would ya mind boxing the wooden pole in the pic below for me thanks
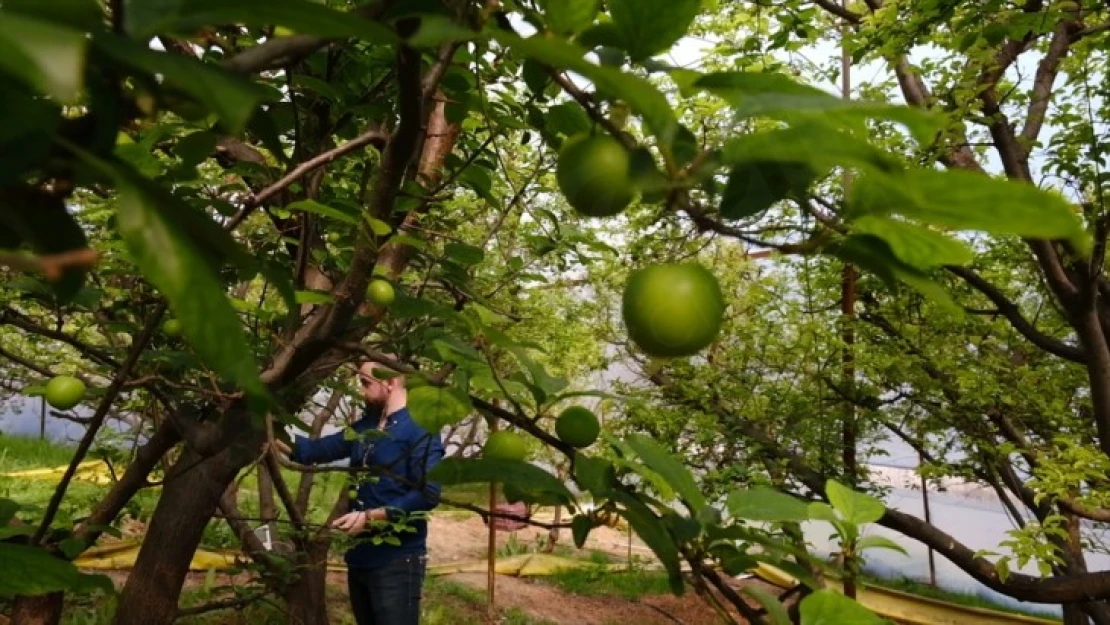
[920,452,937,586]
[487,417,498,623]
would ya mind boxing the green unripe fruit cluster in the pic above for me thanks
[556,134,636,218]
[555,406,600,448]
[621,263,725,358]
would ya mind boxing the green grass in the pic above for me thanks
[545,565,673,601]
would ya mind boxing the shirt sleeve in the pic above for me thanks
[289,431,352,465]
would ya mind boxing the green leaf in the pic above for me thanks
[857,535,909,556]
[625,434,708,516]
[540,0,599,34]
[0,499,18,526]
[444,242,485,266]
[807,502,839,523]
[830,234,961,315]
[545,102,592,137]
[740,587,792,625]
[0,543,113,597]
[799,589,886,625]
[366,216,392,237]
[294,290,335,305]
[727,487,810,523]
[58,538,86,560]
[720,122,901,175]
[848,169,1091,255]
[609,0,700,62]
[403,15,478,48]
[572,514,592,548]
[850,215,973,269]
[610,490,684,594]
[104,165,269,410]
[695,71,939,142]
[128,0,398,44]
[721,161,817,220]
[826,480,885,525]
[573,455,616,497]
[173,130,219,167]
[287,199,360,225]
[0,13,87,103]
[94,33,273,134]
[3,0,103,30]
[493,32,679,146]
[428,457,575,505]
[407,385,473,432]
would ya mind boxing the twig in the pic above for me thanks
[224,127,389,230]
[0,248,99,282]
[31,302,168,545]
[174,590,269,618]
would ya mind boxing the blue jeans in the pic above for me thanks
[347,552,427,625]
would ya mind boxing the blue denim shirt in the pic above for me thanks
[290,405,445,569]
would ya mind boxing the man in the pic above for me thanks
[273,359,445,625]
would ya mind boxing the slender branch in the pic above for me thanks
[175,590,269,619]
[946,266,1084,362]
[31,302,168,545]
[811,0,862,23]
[0,344,55,378]
[224,126,388,230]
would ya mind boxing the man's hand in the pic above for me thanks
[331,508,386,535]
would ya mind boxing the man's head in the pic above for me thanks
[356,358,405,406]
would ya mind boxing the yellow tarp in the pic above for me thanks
[1,460,115,485]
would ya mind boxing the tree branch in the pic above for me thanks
[1020,22,1075,148]
[947,266,1084,362]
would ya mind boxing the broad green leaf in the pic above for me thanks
[0,543,113,597]
[94,33,273,134]
[546,102,592,137]
[540,0,599,35]
[610,490,684,594]
[740,587,792,625]
[493,31,679,146]
[572,514,592,548]
[830,234,960,315]
[850,215,973,269]
[573,455,616,496]
[800,589,886,625]
[428,457,574,505]
[625,434,708,516]
[287,199,360,225]
[695,71,939,143]
[720,122,901,175]
[807,502,839,523]
[106,169,269,409]
[403,15,478,48]
[826,480,885,525]
[444,242,485,266]
[173,130,219,167]
[0,14,87,103]
[127,0,397,44]
[848,168,1091,255]
[0,499,18,526]
[727,487,810,523]
[609,0,700,62]
[294,290,335,305]
[407,385,473,432]
[857,534,909,556]
[366,216,392,236]
[721,161,817,220]
[3,0,103,30]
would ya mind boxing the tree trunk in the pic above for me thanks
[114,425,261,625]
[283,538,333,625]
[10,592,63,625]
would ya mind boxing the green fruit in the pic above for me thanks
[44,375,86,411]
[348,489,358,499]
[556,134,635,217]
[366,280,395,306]
[622,263,725,358]
[555,406,600,448]
[483,431,528,462]
[162,318,183,338]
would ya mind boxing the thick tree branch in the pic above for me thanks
[1020,23,1075,148]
